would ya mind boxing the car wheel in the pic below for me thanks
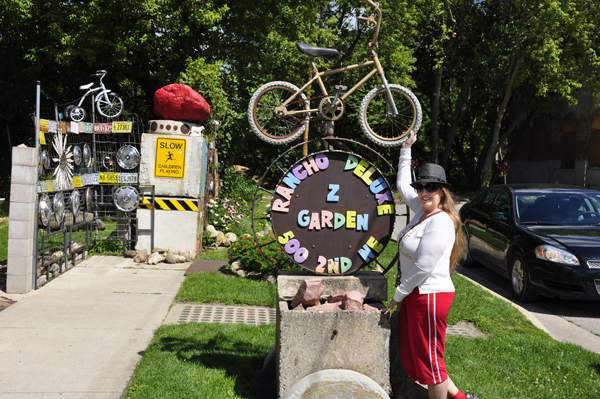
[509,252,539,302]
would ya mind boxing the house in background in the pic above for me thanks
[506,89,600,188]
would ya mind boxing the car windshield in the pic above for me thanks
[516,190,600,225]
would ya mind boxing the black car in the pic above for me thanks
[459,184,600,302]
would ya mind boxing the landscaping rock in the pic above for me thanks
[153,84,211,123]
[215,232,225,246]
[307,302,342,311]
[246,271,262,280]
[147,252,163,265]
[221,237,231,247]
[230,261,242,273]
[181,250,194,262]
[262,274,277,285]
[225,232,238,243]
[291,278,326,308]
[133,249,148,263]
[206,225,218,236]
[124,250,137,258]
[363,303,380,311]
[165,252,177,264]
[328,289,347,303]
[235,269,247,278]
[152,247,165,254]
[342,290,364,310]
[175,255,187,263]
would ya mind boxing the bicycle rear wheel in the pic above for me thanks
[248,81,309,145]
[97,92,123,118]
[359,84,422,147]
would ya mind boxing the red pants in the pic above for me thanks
[398,288,455,385]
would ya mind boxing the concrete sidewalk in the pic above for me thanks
[0,255,186,399]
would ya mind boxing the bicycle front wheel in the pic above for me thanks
[248,81,309,145]
[97,93,124,118]
[359,84,422,147]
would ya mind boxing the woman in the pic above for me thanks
[382,131,479,399]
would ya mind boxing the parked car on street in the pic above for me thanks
[459,184,600,302]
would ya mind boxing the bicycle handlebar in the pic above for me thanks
[360,0,382,49]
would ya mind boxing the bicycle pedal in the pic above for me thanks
[334,85,348,92]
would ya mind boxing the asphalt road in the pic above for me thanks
[457,262,600,354]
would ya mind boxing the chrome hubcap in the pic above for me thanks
[512,259,524,294]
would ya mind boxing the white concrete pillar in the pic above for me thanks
[7,145,38,293]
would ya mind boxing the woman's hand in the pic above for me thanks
[402,130,417,148]
[382,298,400,315]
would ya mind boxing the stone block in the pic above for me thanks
[7,256,34,276]
[12,146,38,166]
[8,219,35,240]
[10,165,37,185]
[8,202,36,222]
[138,133,208,198]
[277,300,390,398]
[7,238,33,258]
[277,271,388,302]
[6,273,33,294]
[10,183,37,204]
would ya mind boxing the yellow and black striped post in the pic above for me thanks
[137,198,199,212]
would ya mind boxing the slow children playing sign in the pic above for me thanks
[270,151,395,275]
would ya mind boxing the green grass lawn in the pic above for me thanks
[0,218,8,264]
[124,242,600,398]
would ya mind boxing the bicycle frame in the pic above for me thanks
[278,0,398,118]
[77,72,112,108]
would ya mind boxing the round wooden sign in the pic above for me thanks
[270,151,396,274]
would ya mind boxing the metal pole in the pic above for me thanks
[33,81,41,289]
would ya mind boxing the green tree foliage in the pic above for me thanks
[406,0,600,189]
[0,0,598,192]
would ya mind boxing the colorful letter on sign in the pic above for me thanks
[154,137,186,179]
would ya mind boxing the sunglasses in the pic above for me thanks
[414,183,441,194]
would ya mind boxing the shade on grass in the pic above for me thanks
[176,272,277,308]
[126,323,276,399]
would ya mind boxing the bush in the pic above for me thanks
[205,196,250,233]
[225,235,304,275]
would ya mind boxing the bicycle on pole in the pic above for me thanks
[65,70,124,122]
[248,0,422,147]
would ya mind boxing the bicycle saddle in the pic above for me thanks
[296,42,340,58]
[79,82,94,90]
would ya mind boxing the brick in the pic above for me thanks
[8,219,35,240]
[9,184,37,203]
[7,238,34,258]
[10,165,38,185]
[8,202,36,221]
[11,146,38,166]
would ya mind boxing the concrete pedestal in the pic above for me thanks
[136,199,202,254]
[276,271,390,398]
[138,133,208,198]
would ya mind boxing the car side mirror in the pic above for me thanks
[491,212,508,221]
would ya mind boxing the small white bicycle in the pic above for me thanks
[65,70,124,122]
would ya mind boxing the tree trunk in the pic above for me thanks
[429,65,443,164]
[439,77,474,169]
[475,55,525,190]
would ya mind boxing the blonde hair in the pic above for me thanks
[439,187,466,274]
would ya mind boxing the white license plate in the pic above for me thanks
[118,173,138,184]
